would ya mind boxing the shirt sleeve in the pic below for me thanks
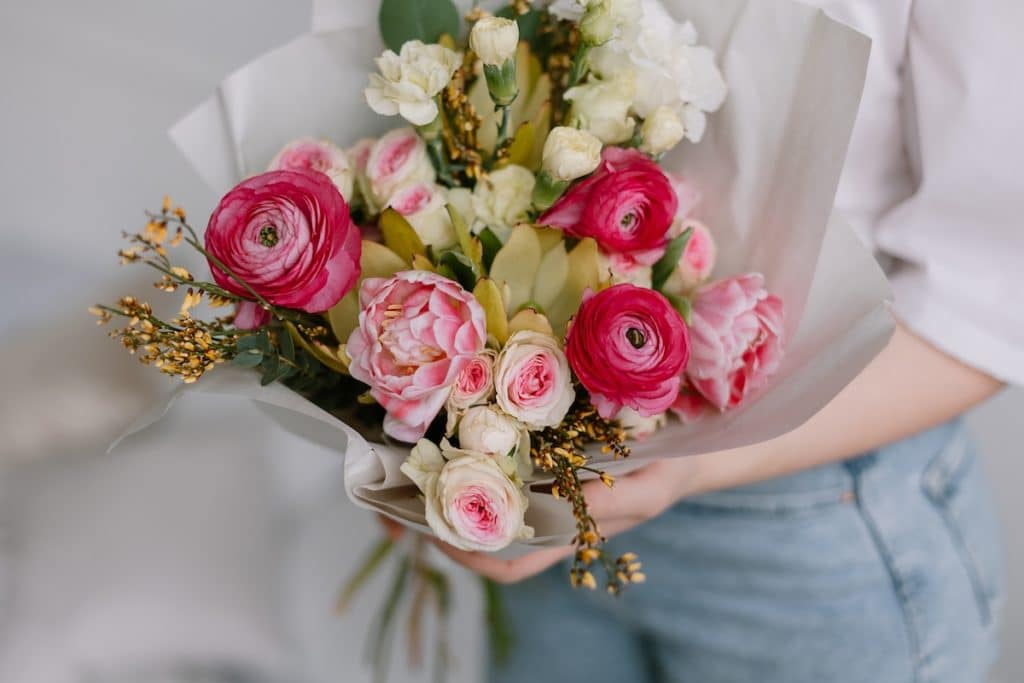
[873,0,1024,384]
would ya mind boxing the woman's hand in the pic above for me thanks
[384,457,702,584]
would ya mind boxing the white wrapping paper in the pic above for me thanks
[150,0,891,551]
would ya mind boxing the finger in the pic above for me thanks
[376,514,407,541]
[431,540,573,584]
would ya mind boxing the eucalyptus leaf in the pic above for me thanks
[652,227,694,292]
[378,0,460,53]
[277,326,295,362]
[232,349,264,368]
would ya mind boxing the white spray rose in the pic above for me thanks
[640,106,686,155]
[494,331,575,429]
[471,165,536,242]
[564,76,637,145]
[365,41,462,126]
[470,16,520,66]
[459,405,530,461]
[542,127,603,182]
[590,0,726,143]
[401,439,533,552]
[386,182,457,249]
[615,407,667,440]
[267,138,355,202]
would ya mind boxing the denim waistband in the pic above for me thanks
[677,419,967,513]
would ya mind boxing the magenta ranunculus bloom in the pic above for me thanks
[565,284,690,419]
[204,169,361,313]
[539,148,678,266]
[347,271,487,442]
[687,274,785,411]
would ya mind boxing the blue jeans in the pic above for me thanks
[490,420,1005,683]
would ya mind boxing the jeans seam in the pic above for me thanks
[849,474,926,683]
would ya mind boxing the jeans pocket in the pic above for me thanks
[920,432,1006,628]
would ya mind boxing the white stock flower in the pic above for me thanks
[470,16,520,66]
[550,0,641,45]
[615,407,667,440]
[541,127,603,182]
[494,331,575,429]
[386,182,457,249]
[564,76,637,145]
[640,106,686,155]
[590,0,726,142]
[400,439,533,552]
[471,165,536,241]
[365,41,462,126]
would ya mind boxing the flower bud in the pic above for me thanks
[640,106,686,156]
[541,127,603,182]
[470,16,519,66]
[564,76,637,145]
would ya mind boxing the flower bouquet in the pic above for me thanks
[99,0,890,627]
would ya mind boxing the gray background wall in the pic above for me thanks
[0,2,1019,681]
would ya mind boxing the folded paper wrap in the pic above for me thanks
[142,0,891,553]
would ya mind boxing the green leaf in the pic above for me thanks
[232,349,264,368]
[664,293,694,325]
[336,538,396,613]
[379,0,460,53]
[474,278,510,345]
[446,204,484,273]
[379,208,427,266]
[652,228,694,292]
[532,242,569,313]
[545,237,601,337]
[478,228,504,271]
[438,250,479,291]
[277,326,295,362]
[489,225,542,314]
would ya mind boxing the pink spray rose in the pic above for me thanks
[494,331,576,429]
[448,350,497,412]
[267,138,354,201]
[362,127,436,210]
[232,300,271,331]
[686,274,785,411]
[668,174,702,220]
[204,170,361,313]
[662,219,718,296]
[539,147,678,266]
[565,284,690,419]
[347,271,487,441]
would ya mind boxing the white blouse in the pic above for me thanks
[314,0,1024,384]
[805,0,1024,385]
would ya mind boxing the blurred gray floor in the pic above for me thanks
[0,2,1019,682]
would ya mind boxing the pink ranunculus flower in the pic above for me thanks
[232,300,271,331]
[539,147,678,266]
[565,284,690,419]
[347,271,487,441]
[662,219,718,297]
[363,127,436,211]
[267,138,354,201]
[686,274,785,411]
[401,439,533,553]
[494,331,576,430]
[204,170,362,313]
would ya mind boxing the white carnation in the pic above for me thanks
[365,41,462,126]
[471,165,536,242]
[564,76,637,145]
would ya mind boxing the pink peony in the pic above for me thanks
[267,138,354,201]
[347,271,487,441]
[205,170,361,313]
[232,300,271,330]
[565,284,690,419]
[539,148,678,266]
[686,274,785,411]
